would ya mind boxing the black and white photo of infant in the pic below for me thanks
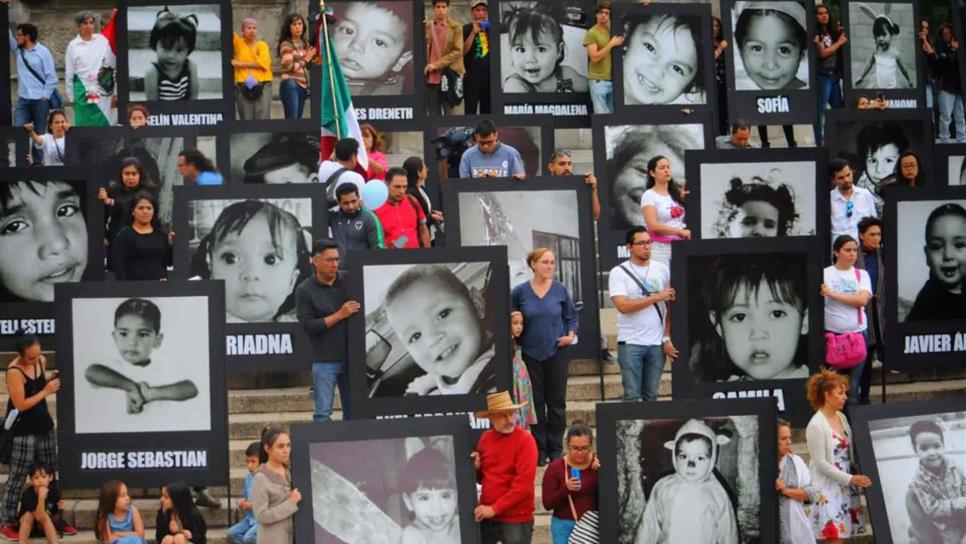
[500,2,590,94]
[327,1,415,96]
[621,11,707,105]
[71,295,211,434]
[228,132,319,184]
[895,200,966,322]
[187,198,313,324]
[730,1,810,91]
[362,261,498,398]
[699,161,816,239]
[309,435,461,543]
[125,4,226,101]
[849,2,917,89]
[615,416,760,544]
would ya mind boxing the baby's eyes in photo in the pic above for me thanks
[1,199,81,235]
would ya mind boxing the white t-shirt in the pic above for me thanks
[823,265,872,333]
[640,189,686,242]
[36,134,65,166]
[317,160,365,211]
[608,260,670,345]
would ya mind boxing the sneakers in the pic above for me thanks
[195,491,222,509]
[60,523,78,536]
[0,522,18,541]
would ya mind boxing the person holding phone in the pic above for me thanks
[462,1,492,114]
[541,422,599,544]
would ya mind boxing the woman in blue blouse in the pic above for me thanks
[511,248,578,466]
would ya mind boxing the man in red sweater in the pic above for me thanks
[471,391,538,543]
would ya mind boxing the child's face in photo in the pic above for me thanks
[29,469,51,489]
[0,181,88,302]
[875,30,894,50]
[210,210,301,322]
[403,486,458,532]
[865,144,900,184]
[385,279,484,381]
[713,279,806,380]
[333,3,409,81]
[738,13,804,90]
[510,313,523,339]
[245,455,260,473]
[914,431,946,470]
[155,36,191,78]
[624,16,698,104]
[675,437,712,482]
[112,314,162,364]
[924,214,966,292]
[613,142,682,226]
[510,25,562,87]
[729,201,781,238]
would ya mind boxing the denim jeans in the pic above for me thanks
[550,516,576,544]
[938,90,966,142]
[15,97,49,164]
[814,74,843,144]
[279,79,307,119]
[227,517,258,544]
[480,520,534,544]
[617,343,665,401]
[588,79,613,114]
[312,361,350,421]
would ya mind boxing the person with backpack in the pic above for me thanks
[317,138,366,211]
[8,22,58,164]
[373,167,430,249]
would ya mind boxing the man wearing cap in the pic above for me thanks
[243,133,320,183]
[472,391,537,544]
[462,0,491,114]
[547,149,601,220]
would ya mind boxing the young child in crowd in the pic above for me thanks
[855,11,913,89]
[855,122,908,215]
[714,174,799,238]
[227,442,261,544]
[638,419,738,543]
[330,2,413,96]
[622,14,705,105]
[24,109,69,166]
[144,8,199,101]
[155,482,207,544]
[503,8,587,93]
[384,264,497,396]
[85,298,199,415]
[908,203,966,321]
[510,311,537,430]
[692,254,810,382]
[399,447,460,543]
[0,179,88,303]
[191,200,311,323]
[906,419,966,544]
[95,480,146,544]
[733,3,808,90]
[16,462,70,543]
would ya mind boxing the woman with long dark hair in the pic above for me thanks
[98,157,158,269]
[277,13,316,120]
[640,155,689,265]
[112,191,172,281]
[879,151,925,194]
[402,155,444,242]
[814,4,846,145]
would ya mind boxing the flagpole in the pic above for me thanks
[320,0,343,139]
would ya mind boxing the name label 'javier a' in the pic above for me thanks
[903,332,966,354]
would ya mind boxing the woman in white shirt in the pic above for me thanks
[640,154,690,265]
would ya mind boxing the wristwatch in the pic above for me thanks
[662,336,671,344]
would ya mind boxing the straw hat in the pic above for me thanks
[474,391,526,418]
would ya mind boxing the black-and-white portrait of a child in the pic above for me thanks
[309,435,461,543]
[865,411,966,544]
[229,132,319,184]
[687,253,810,382]
[616,416,760,543]
[730,1,810,91]
[699,161,816,239]
[896,200,966,322]
[621,12,707,105]
[362,262,498,398]
[187,198,313,323]
[499,1,590,94]
[126,4,226,101]
[71,296,212,434]
[605,124,705,230]
[849,2,917,89]
[328,1,414,96]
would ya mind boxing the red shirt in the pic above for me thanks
[475,427,538,523]
[541,457,599,520]
[374,195,425,249]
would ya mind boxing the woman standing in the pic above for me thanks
[879,151,925,192]
[777,418,817,543]
[640,155,690,265]
[402,156,444,242]
[805,370,872,542]
[814,4,846,145]
[252,427,300,544]
[0,333,60,541]
[511,248,578,466]
[65,10,116,127]
[232,18,273,120]
[542,422,599,544]
[821,235,873,405]
[112,192,172,281]
[361,124,388,181]
[99,158,158,269]
[277,14,316,120]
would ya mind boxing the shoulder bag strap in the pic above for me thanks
[854,267,864,326]
[324,167,349,187]
[619,264,664,325]
[19,48,47,86]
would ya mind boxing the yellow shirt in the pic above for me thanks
[232,33,272,83]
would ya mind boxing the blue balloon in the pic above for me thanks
[362,179,388,209]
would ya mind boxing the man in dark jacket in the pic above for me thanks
[329,183,384,270]
[925,23,965,142]
[856,216,884,405]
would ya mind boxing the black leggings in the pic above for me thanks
[523,350,570,457]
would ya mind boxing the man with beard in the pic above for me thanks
[547,149,601,220]
[328,183,384,269]
[829,158,877,241]
[374,167,430,249]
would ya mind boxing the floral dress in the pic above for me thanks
[810,431,866,540]
[512,346,537,429]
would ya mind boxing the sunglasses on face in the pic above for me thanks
[846,200,854,218]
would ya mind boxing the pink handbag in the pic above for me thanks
[824,268,867,370]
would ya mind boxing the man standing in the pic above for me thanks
[177,150,223,185]
[583,2,623,114]
[715,122,758,149]
[9,23,57,163]
[856,216,884,404]
[547,149,601,220]
[425,0,465,116]
[294,239,359,422]
[318,138,366,210]
[829,158,877,241]
[458,120,526,179]
[462,0,491,114]
[608,227,677,401]
[374,167,430,249]
[329,183,384,268]
[472,391,537,544]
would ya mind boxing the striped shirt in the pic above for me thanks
[279,39,310,89]
[154,62,190,101]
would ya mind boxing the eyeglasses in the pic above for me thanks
[845,200,854,218]
[630,240,652,247]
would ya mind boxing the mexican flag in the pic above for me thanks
[318,11,367,170]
